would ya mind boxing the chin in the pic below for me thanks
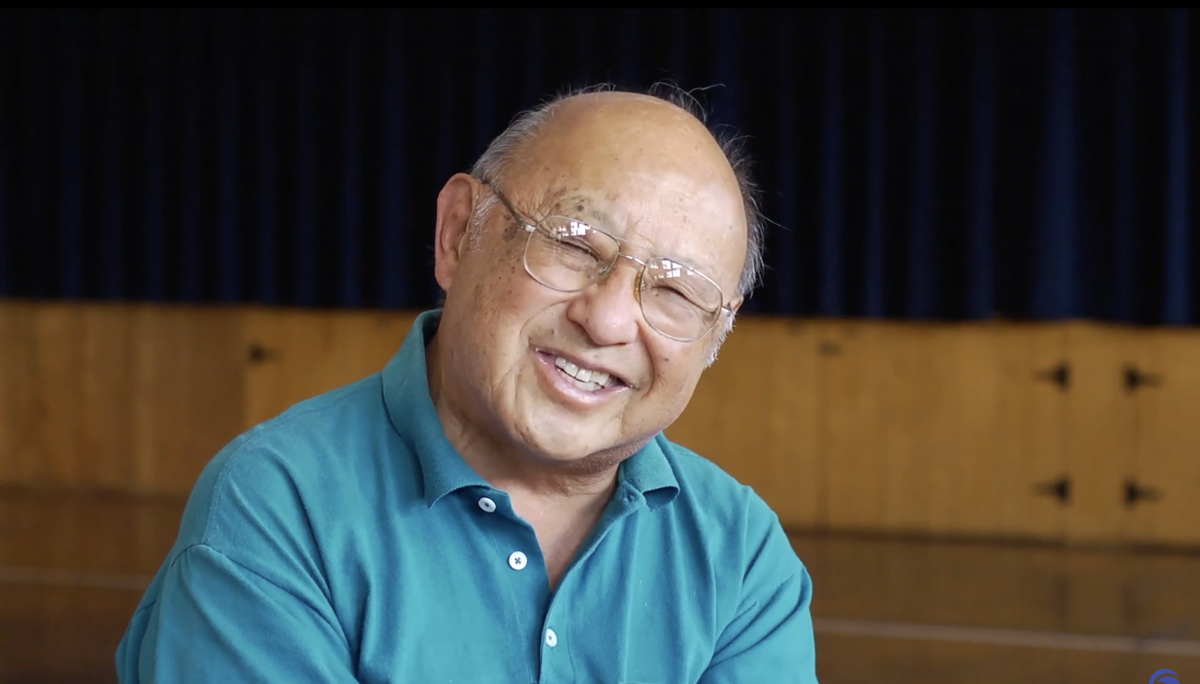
[520,425,607,461]
[518,418,650,472]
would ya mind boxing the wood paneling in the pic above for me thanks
[79,304,138,490]
[818,321,1069,541]
[879,323,976,536]
[1063,322,1139,545]
[0,488,183,576]
[0,301,135,489]
[0,300,245,496]
[0,300,23,483]
[242,307,417,427]
[668,316,824,529]
[988,324,1069,540]
[3,299,1200,548]
[2,302,84,486]
[0,583,143,684]
[820,321,888,531]
[1127,328,1200,546]
[127,304,246,495]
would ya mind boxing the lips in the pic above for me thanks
[553,355,618,391]
[535,347,634,391]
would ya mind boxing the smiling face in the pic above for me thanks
[429,92,748,474]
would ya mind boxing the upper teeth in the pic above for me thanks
[554,356,614,388]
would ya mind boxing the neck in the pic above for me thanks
[425,330,625,506]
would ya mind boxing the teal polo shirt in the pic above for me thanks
[116,310,818,683]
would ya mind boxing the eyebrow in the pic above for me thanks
[551,192,617,232]
[544,189,723,282]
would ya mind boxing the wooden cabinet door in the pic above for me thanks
[819,321,1069,541]
[980,323,1070,540]
[1124,327,1200,547]
[1062,322,1140,546]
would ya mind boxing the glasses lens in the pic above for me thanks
[640,257,723,340]
[523,217,619,292]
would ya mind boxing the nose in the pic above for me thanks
[565,258,642,347]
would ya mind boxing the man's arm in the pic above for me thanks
[700,501,819,684]
[115,438,360,683]
[118,543,359,683]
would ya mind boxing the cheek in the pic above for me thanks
[464,250,525,310]
[650,347,707,395]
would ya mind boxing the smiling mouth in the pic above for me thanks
[543,352,629,393]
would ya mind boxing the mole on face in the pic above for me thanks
[502,220,520,241]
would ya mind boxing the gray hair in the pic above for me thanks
[467,83,767,366]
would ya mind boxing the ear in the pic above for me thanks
[433,173,481,294]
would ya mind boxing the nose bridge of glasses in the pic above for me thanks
[600,252,656,296]
[615,252,649,270]
[594,252,647,294]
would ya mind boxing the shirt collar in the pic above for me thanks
[382,309,488,507]
[619,435,680,508]
[382,309,680,508]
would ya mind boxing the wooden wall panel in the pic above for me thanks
[988,324,1069,540]
[1127,328,1200,546]
[920,324,999,537]
[667,317,824,529]
[0,301,25,483]
[1063,322,1139,545]
[23,303,85,487]
[880,323,962,535]
[821,321,1071,541]
[0,302,102,488]
[4,298,1200,549]
[0,488,183,576]
[820,321,978,535]
[128,305,246,495]
[76,304,137,490]
[0,301,244,496]
[242,307,418,428]
[821,322,888,531]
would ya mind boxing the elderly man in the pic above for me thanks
[116,85,818,683]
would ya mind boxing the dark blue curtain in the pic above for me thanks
[0,9,1196,324]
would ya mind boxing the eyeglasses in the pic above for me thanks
[484,182,734,342]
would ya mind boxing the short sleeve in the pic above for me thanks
[122,543,359,683]
[699,499,819,684]
[116,439,360,683]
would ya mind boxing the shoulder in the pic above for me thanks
[654,435,815,649]
[655,434,783,535]
[653,433,807,589]
[171,373,399,559]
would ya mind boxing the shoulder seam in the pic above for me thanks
[170,541,346,641]
[199,376,382,546]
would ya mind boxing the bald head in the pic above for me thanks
[469,84,766,300]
